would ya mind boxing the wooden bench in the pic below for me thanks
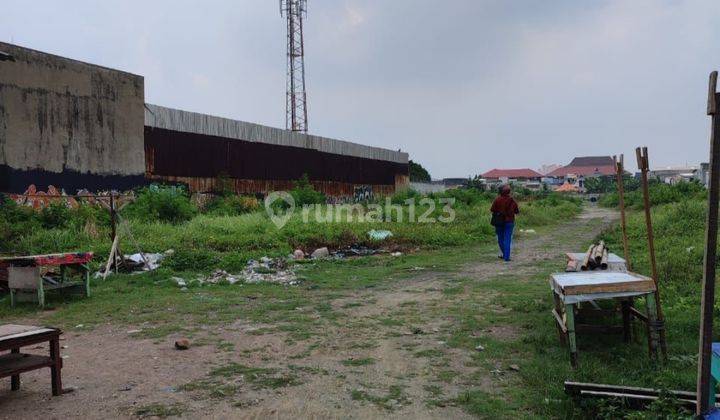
[0,324,63,396]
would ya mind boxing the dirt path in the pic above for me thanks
[0,206,617,419]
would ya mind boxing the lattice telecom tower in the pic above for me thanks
[280,0,308,132]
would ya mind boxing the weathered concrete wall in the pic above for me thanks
[0,42,145,193]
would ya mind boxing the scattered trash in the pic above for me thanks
[174,338,190,350]
[687,246,695,253]
[95,249,173,277]
[119,384,134,392]
[519,229,536,234]
[75,324,84,329]
[509,364,520,371]
[368,229,393,241]
[311,247,330,259]
[391,252,403,257]
[171,277,187,287]
[127,329,143,335]
[293,249,305,260]
[475,344,485,351]
[331,245,382,258]
[242,259,299,285]
[174,257,301,288]
[204,269,242,285]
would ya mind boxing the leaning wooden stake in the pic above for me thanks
[697,70,720,416]
[636,146,668,361]
[614,155,632,270]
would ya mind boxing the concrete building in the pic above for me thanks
[0,43,409,197]
[0,42,145,193]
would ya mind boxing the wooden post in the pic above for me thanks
[697,70,720,416]
[109,193,117,243]
[636,146,668,360]
[614,155,632,270]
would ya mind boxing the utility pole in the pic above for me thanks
[280,0,308,132]
[697,70,720,416]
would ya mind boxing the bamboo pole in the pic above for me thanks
[614,155,632,270]
[600,249,609,270]
[593,240,605,264]
[697,70,720,416]
[636,146,668,361]
[581,244,596,271]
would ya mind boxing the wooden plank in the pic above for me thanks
[0,353,53,377]
[563,279,656,295]
[630,306,648,322]
[551,272,656,296]
[8,266,39,289]
[0,324,44,338]
[552,309,567,333]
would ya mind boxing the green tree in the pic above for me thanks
[409,160,431,182]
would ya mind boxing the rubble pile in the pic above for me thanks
[172,256,301,289]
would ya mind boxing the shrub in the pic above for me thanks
[165,248,219,271]
[600,180,706,210]
[39,201,71,229]
[205,195,260,216]
[290,174,326,207]
[124,185,197,224]
[0,195,40,252]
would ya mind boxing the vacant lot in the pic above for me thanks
[0,200,622,419]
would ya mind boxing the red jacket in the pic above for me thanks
[491,195,519,222]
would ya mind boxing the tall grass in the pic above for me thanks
[3,189,581,274]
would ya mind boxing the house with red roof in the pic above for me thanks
[546,156,617,193]
[547,156,616,178]
[482,168,543,190]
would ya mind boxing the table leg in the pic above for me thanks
[566,303,578,367]
[37,274,45,308]
[10,348,20,391]
[552,291,566,345]
[49,338,62,396]
[645,293,659,360]
[621,299,632,343]
[84,264,90,298]
[10,289,16,307]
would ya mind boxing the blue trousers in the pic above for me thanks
[494,222,515,261]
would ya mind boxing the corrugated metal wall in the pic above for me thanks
[145,104,408,164]
[145,127,410,195]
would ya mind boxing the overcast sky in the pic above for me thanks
[2,0,720,178]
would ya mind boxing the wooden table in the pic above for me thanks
[0,324,63,396]
[0,252,93,308]
[550,271,660,367]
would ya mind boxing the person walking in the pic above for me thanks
[490,185,519,262]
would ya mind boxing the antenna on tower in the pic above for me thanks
[280,0,308,133]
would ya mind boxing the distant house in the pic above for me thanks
[482,168,543,190]
[547,156,616,179]
[649,165,709,186]
[442,178,470,188]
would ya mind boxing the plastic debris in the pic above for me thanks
[368,230,393,241]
